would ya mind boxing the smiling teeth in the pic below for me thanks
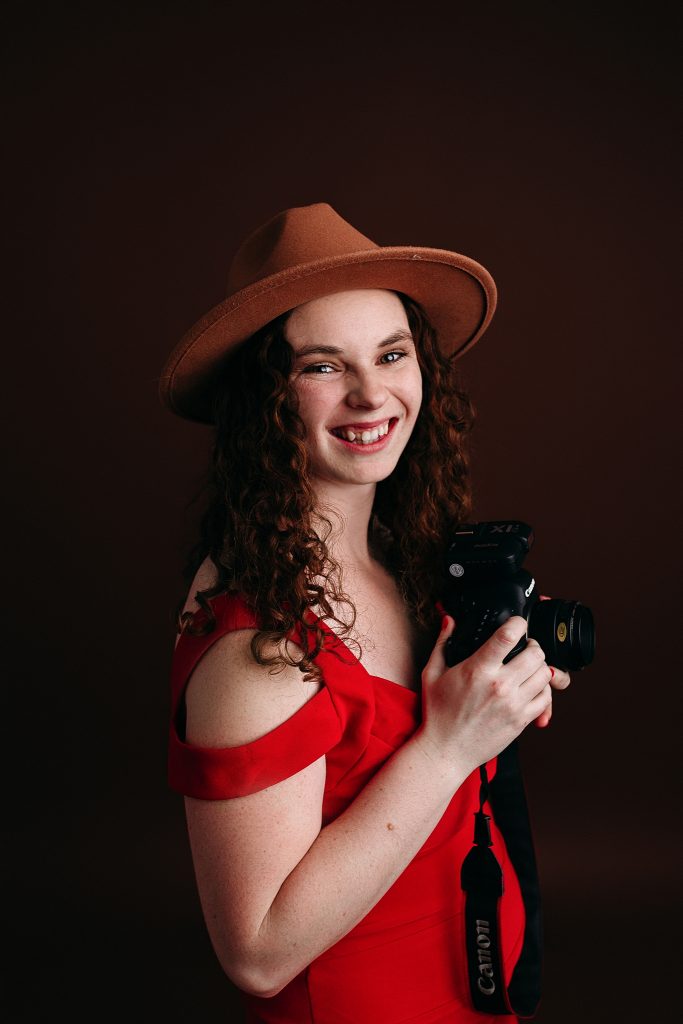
[334,421,391,444]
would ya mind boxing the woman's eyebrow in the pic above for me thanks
[293,329,414,358]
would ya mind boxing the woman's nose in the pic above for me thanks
[346,368,389,408]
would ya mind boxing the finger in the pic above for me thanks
[422,615,456,683]
[548,666,571,690]
[525,637,547,660]
[534,705,553,728]
[477,616,528,671]
[504,636,547,683]
[518,660,554,702]
[534,701,553,728]
[539,594,551,601]
[525,682,553,724]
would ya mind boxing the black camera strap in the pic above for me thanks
[461,741,542,1018]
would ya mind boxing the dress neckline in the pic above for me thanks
[313,614,420,700]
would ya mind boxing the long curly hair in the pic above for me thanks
[173,293,477,681]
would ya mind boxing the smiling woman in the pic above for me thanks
[157,203,565,1023]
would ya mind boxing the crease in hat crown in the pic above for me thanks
[158,201,498,425]
[227,203,378,294]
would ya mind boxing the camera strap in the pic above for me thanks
[461,740,542,1019]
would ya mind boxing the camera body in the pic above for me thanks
[443,520,595,672]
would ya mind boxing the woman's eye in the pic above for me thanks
[380,350,406,364]
[302,363,336,374]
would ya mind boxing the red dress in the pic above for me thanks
[168,592,524,1023]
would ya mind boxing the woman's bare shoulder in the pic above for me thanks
[185,628,322,747]
[180,557,322,747]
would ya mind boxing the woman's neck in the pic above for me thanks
[312,480,379,570]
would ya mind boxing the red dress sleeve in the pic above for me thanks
[167,592,343,800]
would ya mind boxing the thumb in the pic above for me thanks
[423,615,456,684]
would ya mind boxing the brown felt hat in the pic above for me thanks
[158,202,497,424]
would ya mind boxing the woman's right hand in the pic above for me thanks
[417,615,553,776]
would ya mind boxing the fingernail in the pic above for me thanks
[442,615,450,630]
[549,667,555,678]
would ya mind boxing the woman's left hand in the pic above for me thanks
[533,595,571,728]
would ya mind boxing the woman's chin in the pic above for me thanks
[309,458,399,490]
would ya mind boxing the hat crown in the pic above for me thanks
[227,203,378,294]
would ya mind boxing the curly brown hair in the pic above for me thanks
[173,293,477,681]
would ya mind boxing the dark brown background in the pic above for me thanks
[4,2,681,1021]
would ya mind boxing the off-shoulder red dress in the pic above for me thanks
[168,592,524,1023]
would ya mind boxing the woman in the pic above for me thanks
[158,203,570,1023]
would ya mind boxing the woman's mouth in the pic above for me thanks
[328,417,398,451]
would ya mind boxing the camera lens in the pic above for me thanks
[529,599,595,671]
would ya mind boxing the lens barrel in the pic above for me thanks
[529,599,595,671]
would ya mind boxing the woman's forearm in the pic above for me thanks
[242,726,468,996]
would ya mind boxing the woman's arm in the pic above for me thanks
[183,616,554,998]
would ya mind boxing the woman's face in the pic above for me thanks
[285,289,423,491]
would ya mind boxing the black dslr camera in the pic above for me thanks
[443,520,595,671]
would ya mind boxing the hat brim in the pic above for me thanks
[158,246,496,424]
